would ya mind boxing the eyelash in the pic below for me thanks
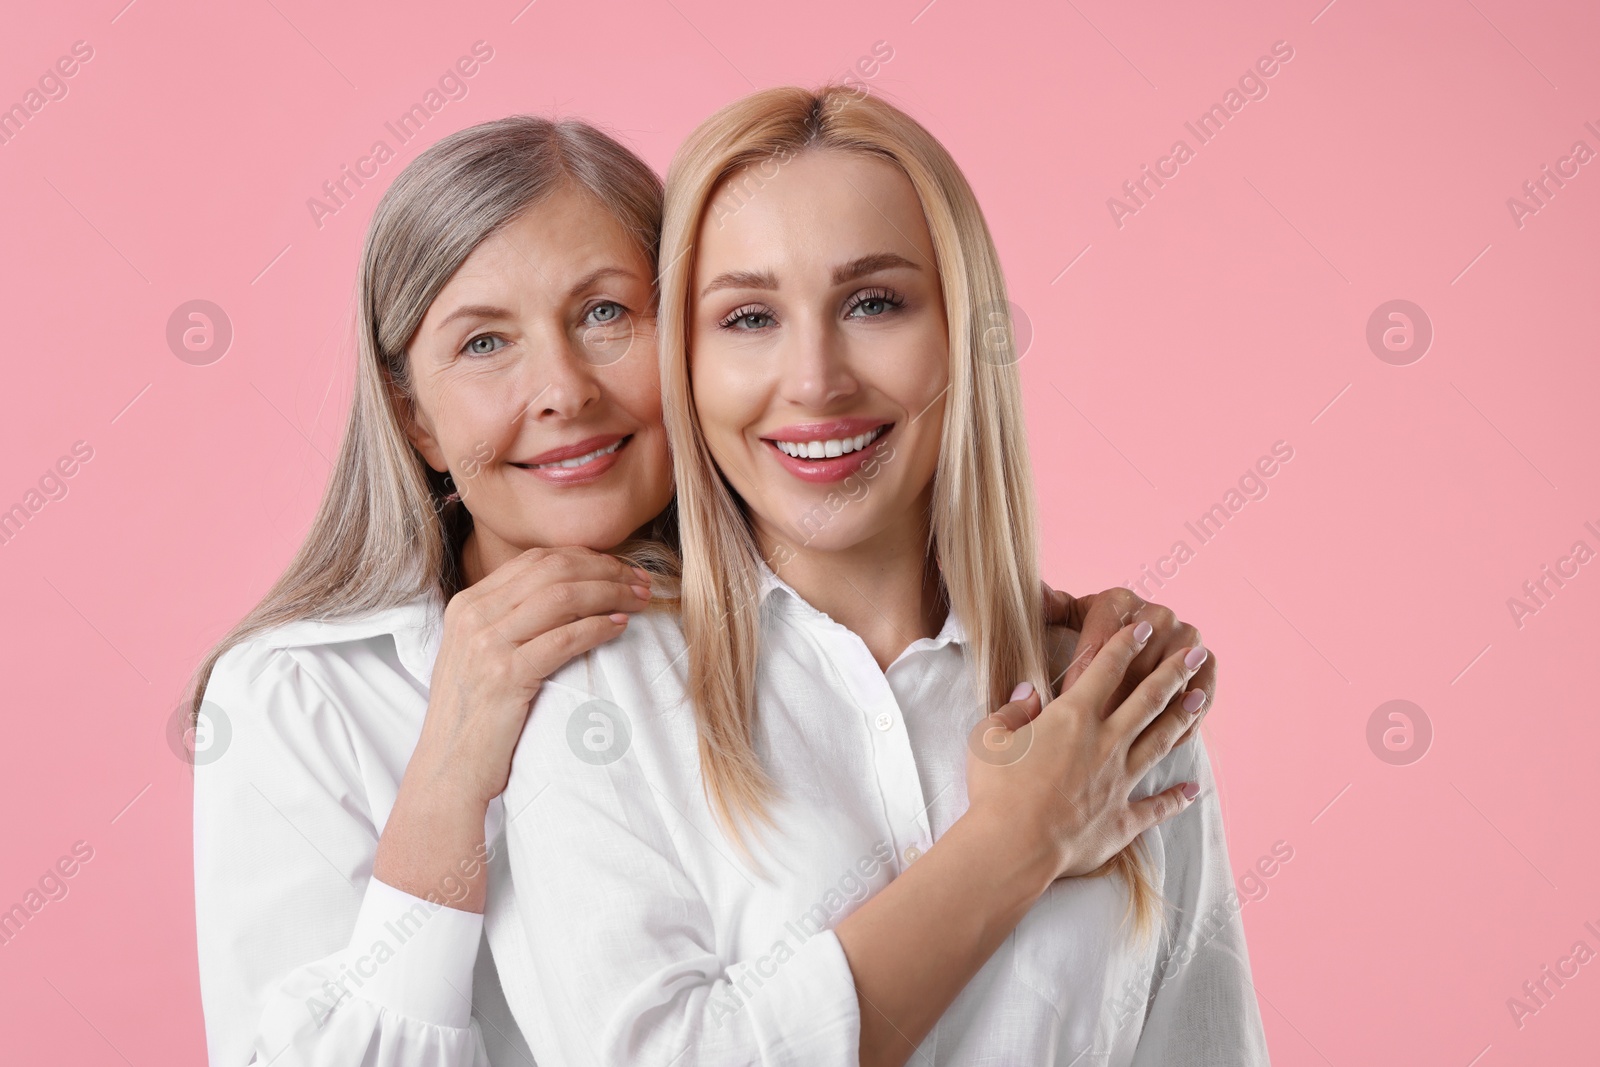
[844,287,904,317]
[716,287,906,331]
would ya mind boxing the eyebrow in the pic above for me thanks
[436,303,513,331]
[434,266,645,331]
[830,252,921,285]
[698,252,922,299]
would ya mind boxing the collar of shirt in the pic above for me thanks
[753,556,969,659]
[250,588,446,689]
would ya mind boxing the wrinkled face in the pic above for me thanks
[404,184,672,556]
[688,148,949,558]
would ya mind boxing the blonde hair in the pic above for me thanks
[658,86,1162,940]
[185,115,676,719]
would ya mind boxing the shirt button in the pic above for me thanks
[904,845,922,863]
[874,711,894,731]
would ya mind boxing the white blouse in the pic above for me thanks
[488,566,1270,1066]
[192,591,535,1066]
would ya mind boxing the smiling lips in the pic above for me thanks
[762,419,894,483]
[511,433,631,485]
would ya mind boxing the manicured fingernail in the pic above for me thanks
[632,566,652,582]
[1182,689,1206,714]
[1181,781,1200,800]
[1183,646,1208,671]
[632,584,652,600]
[1133,620,1153,644]
[1009,681,1034,702]
[609,613,629,624]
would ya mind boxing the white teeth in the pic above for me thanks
[773,425,886,460]
[533,438,624,470]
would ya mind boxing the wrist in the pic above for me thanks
[949,801,1058,917]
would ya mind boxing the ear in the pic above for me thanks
[399,390,449,474]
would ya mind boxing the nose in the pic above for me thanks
[777,316,858,411]
[523,330,603,421]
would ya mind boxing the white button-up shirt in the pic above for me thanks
[192,591,536,1066]
[488,567,1270,1066]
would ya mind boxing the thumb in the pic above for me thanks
[989,682,1044,731]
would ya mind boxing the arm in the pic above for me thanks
[497,622,1209,1067]
[193,641,490,1066]
[839,622,1210,1066]
[373,547,652,913]
[1128,730,1271,1064]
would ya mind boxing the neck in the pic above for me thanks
[756,499,945,672]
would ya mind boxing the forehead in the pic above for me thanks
[693,148,933,275]
[441,184,648,296]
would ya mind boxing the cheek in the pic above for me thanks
[432,381,525,465]
[690,345,766,445]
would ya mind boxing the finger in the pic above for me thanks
[1167,647,1218,749]
[517,612,632,682]
[1107,605,1181,713]
[1106,643,1208,742]
[1055,588,1145,699]
[989,683,1044,731]
[507,579,652,639]
[1128,686,1207,777]
[1127,780,1201,834]
[479,548,648,618]
[1047,619,1154,717]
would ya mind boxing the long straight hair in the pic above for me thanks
[185,115,675,719]
[658,86,1162,940]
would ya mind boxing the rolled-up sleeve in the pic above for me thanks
[194,640,491,1066]
[1130,729,1271,1065]
[495,670,860,1067]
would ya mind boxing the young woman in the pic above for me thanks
[190,114,1216,1065]
[486,89,1267,1066]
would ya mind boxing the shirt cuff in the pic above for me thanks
[742,929,861,1065]
[345,877,484,1029]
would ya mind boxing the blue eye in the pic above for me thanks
[846,288,903,318]
[586,301,627,326]
[463,334,508,356]
[721,305,774,330]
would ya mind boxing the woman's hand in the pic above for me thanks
[417,546,653,804]
[373,546,651,910]
[967,618,1207,885]
[1043,582,1217,749]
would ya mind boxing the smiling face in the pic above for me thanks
[403,184,673,572]
[689,148,950,560]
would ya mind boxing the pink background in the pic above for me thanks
[2,0,1596,1062]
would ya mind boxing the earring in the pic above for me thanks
[442,473,460,503]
